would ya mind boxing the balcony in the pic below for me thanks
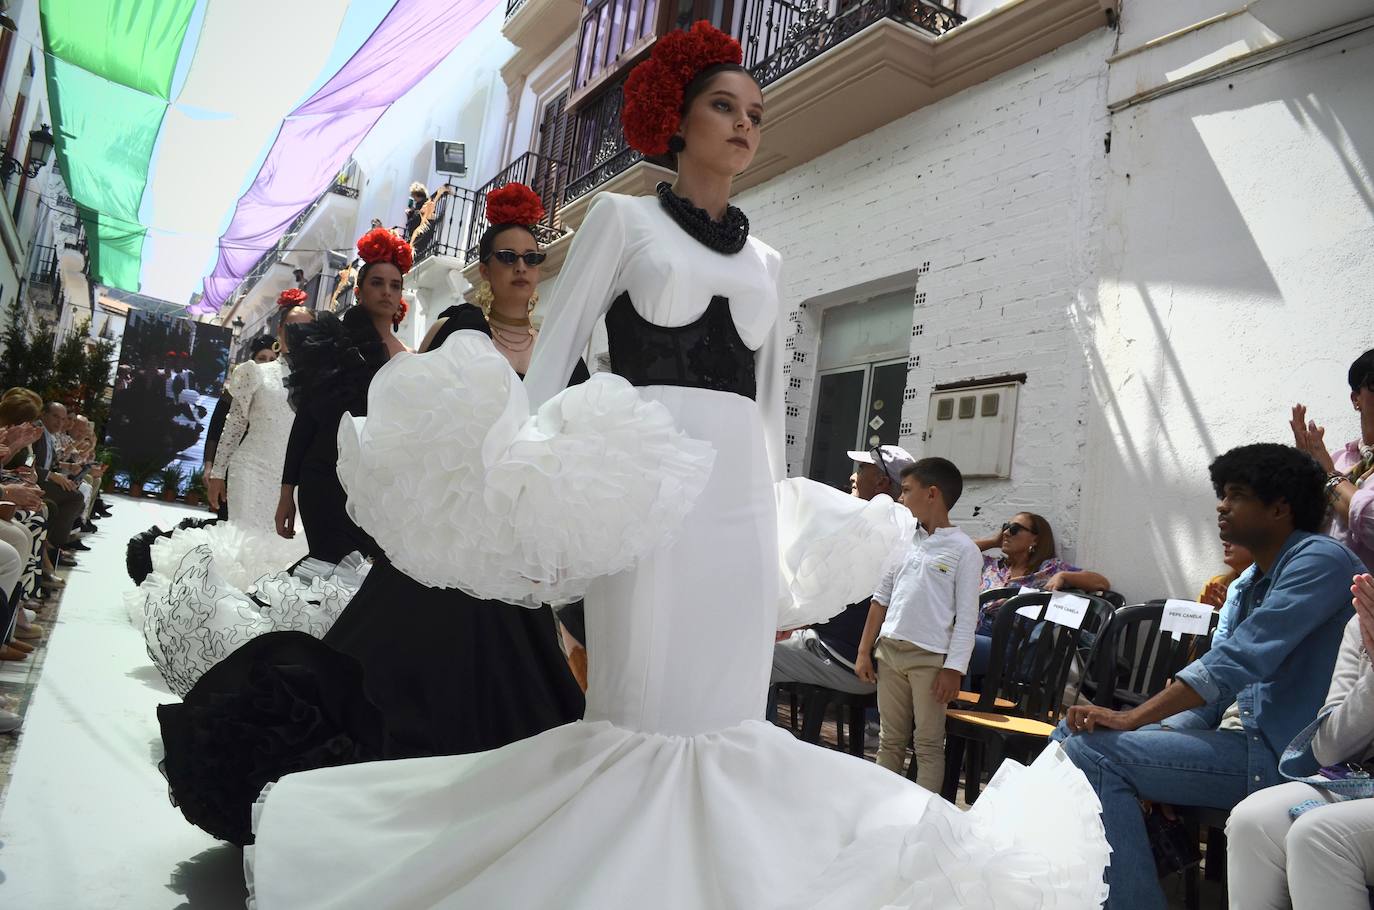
[29,244,57,287]
[463,151,573,263]
[405,181,482,330]
[502,0,583,77]
[561,0,1113,226]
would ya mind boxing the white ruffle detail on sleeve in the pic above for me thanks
[774,477,918,630]
[337,331,715,606]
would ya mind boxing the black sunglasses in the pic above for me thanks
[488,249,546,267]
[1002,522,1031,536]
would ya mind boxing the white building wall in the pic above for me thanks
[1077,19,1374,600]
[736,30,1114,565]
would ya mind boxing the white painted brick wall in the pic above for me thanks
[738,30,1114,564]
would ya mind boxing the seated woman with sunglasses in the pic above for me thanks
[967,512,1111,679]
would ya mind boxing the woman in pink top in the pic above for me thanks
[1291,348,1374,572]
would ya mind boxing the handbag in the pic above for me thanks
[1279,711,1374,818]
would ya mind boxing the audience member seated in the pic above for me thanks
[1054,443,1363,910]
[1226,572,1374,909]
[770,446,915,701]
[966,512,1111,679]
[1291,347,1374,571]
[1199,539,1255,610]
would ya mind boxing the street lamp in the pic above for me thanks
[1,124,55,185]
[231,316,245,341]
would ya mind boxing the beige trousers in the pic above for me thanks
[874,637,947,791]
[1228,780,1374,909]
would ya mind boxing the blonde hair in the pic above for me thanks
[0,389,42,425]
[409,181,427,197]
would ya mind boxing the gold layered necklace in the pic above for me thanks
[487,308,536,351]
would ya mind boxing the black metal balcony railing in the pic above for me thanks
[565,81,640,203]
[29,244,57,286]
[464,151,572,264]
[506,0,529,18]
[751,0,963,85]
[413,181,480,265]
[564,0,965,203]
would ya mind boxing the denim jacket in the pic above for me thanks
[1169,531,1361,794]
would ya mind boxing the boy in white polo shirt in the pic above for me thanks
[854,456,981,792]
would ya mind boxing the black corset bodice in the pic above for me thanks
[605,293,757,400]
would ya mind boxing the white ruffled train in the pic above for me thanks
[246,721,1107,909]
[130,523,366,696]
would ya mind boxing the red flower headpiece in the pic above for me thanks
[485,182,545,227]
[277,288,308,309]
[622,21,743,157]
[392,298,408,329]
[356,227,414,275]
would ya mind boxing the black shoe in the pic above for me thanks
[68,541,90,552]
[81,521,98,533]
[57,553,78,567]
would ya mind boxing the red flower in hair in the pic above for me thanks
[277,288,308,309]
[486,183,545,226]
[392,298,408,328]
[623,21,742,157]
[356,227,414,275]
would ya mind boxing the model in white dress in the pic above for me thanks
[210,357,294,534]
[245,189,1110,909]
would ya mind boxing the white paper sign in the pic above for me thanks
[1161,599,1213,639]
[1044,592,1090,629]
[1014,588,1043,619]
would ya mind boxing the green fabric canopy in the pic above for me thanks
[40,0,196,288]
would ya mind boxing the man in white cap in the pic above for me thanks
[770,445,916,699]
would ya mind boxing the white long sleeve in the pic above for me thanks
[755,253,786,481]
[210,360,261,481]
[1312,617,1374,767]
[524,194,628,412]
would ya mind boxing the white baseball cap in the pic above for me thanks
[847,445,915,486]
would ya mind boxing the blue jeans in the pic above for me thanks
[1053,720,1253,910]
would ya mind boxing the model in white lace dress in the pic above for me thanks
[209,357,294,534]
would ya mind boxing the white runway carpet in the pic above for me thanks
[0,497,248,909]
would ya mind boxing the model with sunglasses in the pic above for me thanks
[246,24,1107,910]
[322,183,587,757]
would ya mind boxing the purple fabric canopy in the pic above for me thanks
[195,0,496,314]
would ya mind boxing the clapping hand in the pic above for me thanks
[1354,574,1374,656]
[1200,580,1229,609]
[1291,404,1336,473]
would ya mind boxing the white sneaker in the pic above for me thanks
[0,709,21,733]
[21,608,35,623]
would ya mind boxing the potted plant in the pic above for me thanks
[125,460,162,497]
[185,468,206,507]
[156,465,185,502]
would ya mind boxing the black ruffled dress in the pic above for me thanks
[156,303,586,845]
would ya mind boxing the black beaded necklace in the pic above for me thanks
[655,182,749,255]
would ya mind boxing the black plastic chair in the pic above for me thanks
[1091,601,1219,710]
[941,591,1115,803]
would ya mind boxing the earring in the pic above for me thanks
[271,340,281,353]
[474,280,494,318]
[528,290,539,314]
